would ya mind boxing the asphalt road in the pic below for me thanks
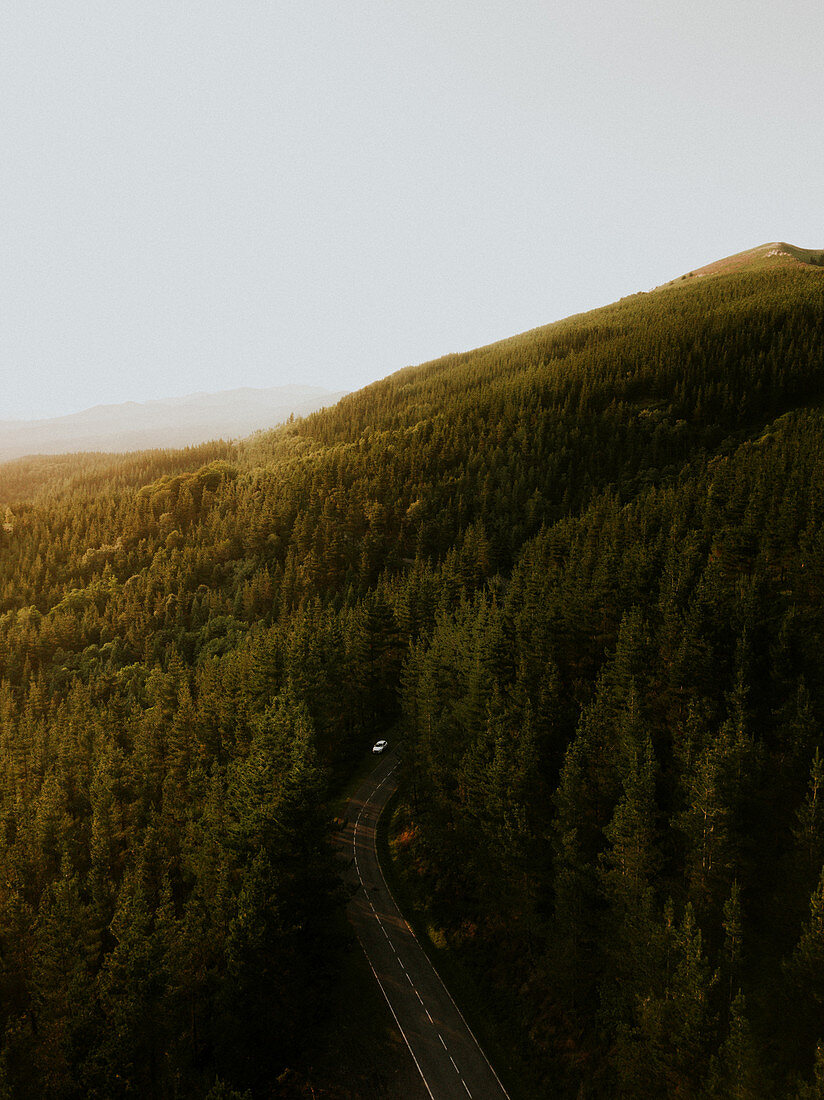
[341,749,512,1100]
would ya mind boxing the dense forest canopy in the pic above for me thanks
[0,243,823,1096]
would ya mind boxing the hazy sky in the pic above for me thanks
[1,1,822,420]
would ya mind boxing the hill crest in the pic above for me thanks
[658,240,824,288]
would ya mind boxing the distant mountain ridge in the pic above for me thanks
[0,384,347,461]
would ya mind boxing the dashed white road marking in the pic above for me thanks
[350,762,437,1099]
[360,954,436,1100]
[349,755,510,1100]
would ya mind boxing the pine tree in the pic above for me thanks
[29,860,100,1092]
[618,901,717,1096]
[796,748,824,881]
[707,992,766,1099]
[786,864,824,1006]
[795,1041,824,1099]
[722,879,744,1009]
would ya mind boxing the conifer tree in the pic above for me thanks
[721,879,744,1009]
[786,864,824,1006]
[707,992,765,1100]
[796,747,824,881]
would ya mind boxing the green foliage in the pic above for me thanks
[0,255,822,1094]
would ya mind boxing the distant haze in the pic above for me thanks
[0,386,346,462]
[1,3,822,421]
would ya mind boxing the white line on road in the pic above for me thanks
[350,756,510,1100]
[361,953,436,1100]
[350,763,439,1099]
[362,769,514,1100]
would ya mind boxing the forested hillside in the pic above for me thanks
[0,243,823,1097]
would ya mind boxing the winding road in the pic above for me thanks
[340,749,512,1100]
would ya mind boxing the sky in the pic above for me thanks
[1,1,822,420]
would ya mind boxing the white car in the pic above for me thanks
[372,740,388,754]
